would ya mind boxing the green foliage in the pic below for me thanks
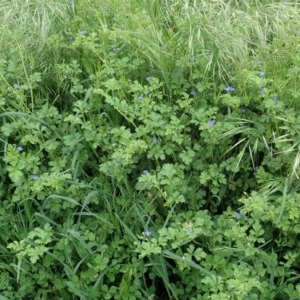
[1,0,300,299]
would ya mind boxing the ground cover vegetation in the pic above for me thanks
[1,0,300,299]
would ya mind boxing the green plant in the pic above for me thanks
[1,0,300,299]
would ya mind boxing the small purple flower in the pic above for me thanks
[67,34,75,41]
[112,47,119,53]
[257,58,263,65]
[190,89,196,96]
[152,137,158,143]
[234,212,241,219]
[273,95,279,102]
[138,95,143,100]
[79,29,88,36]
[259,87,265,94]
[144,229,152,237]
[227,284,233,290]
[142,169,149,174]
[16,146,23,152]
[146,76,152,82]
[234,212,246,219]
[208,119,216,127]
[32,175,39,180]
[13,83,20,89]
[259,71,265,77]
[189,56,196,62]
[224,86,235,92]
[241,107,247,113]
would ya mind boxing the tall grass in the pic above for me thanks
[2,0,300,93]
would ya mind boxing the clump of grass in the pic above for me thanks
[0,0,73,50]
[0,0,74,86]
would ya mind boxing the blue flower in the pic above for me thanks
[273,95,279,102]
[259,71,265,77]
[152,137,158,143]
[224,86,235,92]
[257,58,263,65]
[189,56,196,62]
[144,229,152,237]
[16,146,23,152]
[234,212,246,219]
[79,29,88,36]
[227,284,233,290]
[13,83,20,89]
[208,119,216,127]
[67,34,75,41]
[241,107,247,113]
[138,95,143,100]
[32,175,39,180]
[259,87,265,94]
[146,76,152,82]
[190,89,196,96]
[142,169,149,174]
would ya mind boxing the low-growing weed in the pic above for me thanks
[1,0,300,299]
